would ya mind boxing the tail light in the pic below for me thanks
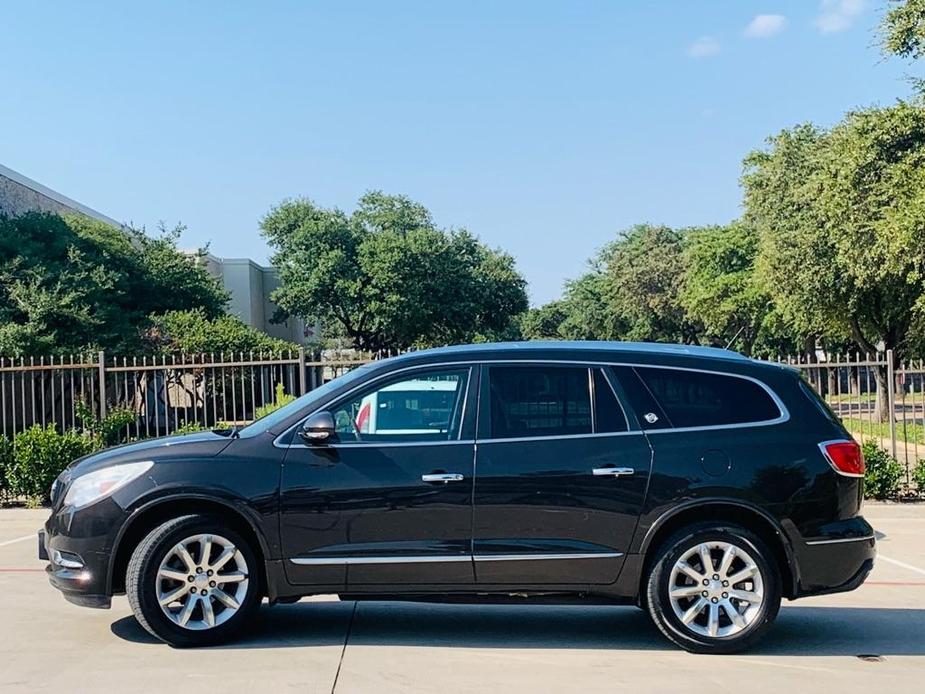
[819,439,865,477]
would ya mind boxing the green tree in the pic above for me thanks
[0,213,228,355]
[605,225,701,344]
[680,223,789,356]
[519,301,568,340]
[744,101,925,415]
[261,192,528,351]
[881,0,925,59]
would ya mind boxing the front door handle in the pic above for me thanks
[421,473,465,483]
[592,467,634,477]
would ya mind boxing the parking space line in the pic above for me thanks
[866,580,925,586]
[878,554,925,576]
[0,534,34,548]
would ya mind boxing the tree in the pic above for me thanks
[680,223,789,356]
[743,123,833,357]
[744,101,925,417]
[604,225,701,344]
[881,0,925,59]
[261,192,528,351]
[0,212,228,356]
[519,302,568,340]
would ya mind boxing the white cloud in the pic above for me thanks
[744,14,787,38]
[815,0,866,34]
[688,36,721,58]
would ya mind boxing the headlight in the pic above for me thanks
[63,461,154,510]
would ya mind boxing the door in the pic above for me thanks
[472,364,652,585]
[281,364,478,587]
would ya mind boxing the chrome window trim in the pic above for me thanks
[625,364,789,432]
[274,357,790,448]
[289,552,623,565]
[294,439,477,449]
[804,535,875,546]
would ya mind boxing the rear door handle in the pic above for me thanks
[421,473,465,483]
[592,467,634,477]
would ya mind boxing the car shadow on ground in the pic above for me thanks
[111,601,925,656]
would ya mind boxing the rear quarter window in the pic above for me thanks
[632,367,782,428]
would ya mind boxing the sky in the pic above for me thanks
[0,1,916,305]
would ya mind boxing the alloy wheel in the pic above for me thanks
[155,533,250,631]
[667,540,765,638]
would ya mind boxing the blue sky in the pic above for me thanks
[0,1,915,305]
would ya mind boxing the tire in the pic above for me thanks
[126,514,261,647]
[645,522,781,654]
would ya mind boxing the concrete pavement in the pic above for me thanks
[1,504,923,693]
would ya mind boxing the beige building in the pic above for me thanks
[0,162,313,344]
[198,254,317,345]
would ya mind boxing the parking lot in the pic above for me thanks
[1,504,923,694]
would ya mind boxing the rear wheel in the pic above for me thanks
[126,514,261,647]
[645,523,781,654]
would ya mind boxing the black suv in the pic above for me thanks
[40,342,875,653]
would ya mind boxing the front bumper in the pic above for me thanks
[39,501,123,609]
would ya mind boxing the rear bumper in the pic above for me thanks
[792,517,876,598]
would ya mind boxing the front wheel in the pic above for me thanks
[645,523,781,654]
[126,514,261,647]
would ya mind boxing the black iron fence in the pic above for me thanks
[760,351,925,483]
[0,350,372,439]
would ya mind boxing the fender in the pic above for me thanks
[635,497,801,592]
[106,491,277,594]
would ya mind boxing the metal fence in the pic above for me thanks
[763,351,925,485]
[0,350,372,440]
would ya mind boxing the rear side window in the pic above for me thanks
[489,366,591,438]
[632,367,781,428]
[611,366,670,429]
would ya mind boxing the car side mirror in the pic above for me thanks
[299,411,336,445]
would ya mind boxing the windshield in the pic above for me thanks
[236,362,378,436]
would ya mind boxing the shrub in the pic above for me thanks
[913,460,925,496]
[861,440,904,500]
[7,426,96,502]
[254,383,296,420]
[0,436,13,500]
[75,400,137,447]
[172,421,206,435]
[144,308,298,356]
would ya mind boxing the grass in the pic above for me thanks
[840,417,925,446]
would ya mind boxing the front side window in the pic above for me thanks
[329,367,470,443]
[632,367,781,428]
[488,366,592,439]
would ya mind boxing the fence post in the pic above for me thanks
[298,347,307,395]
[886,349,896,461]
[97,350,107,420]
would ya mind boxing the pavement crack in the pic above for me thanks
[331,601,358,694]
